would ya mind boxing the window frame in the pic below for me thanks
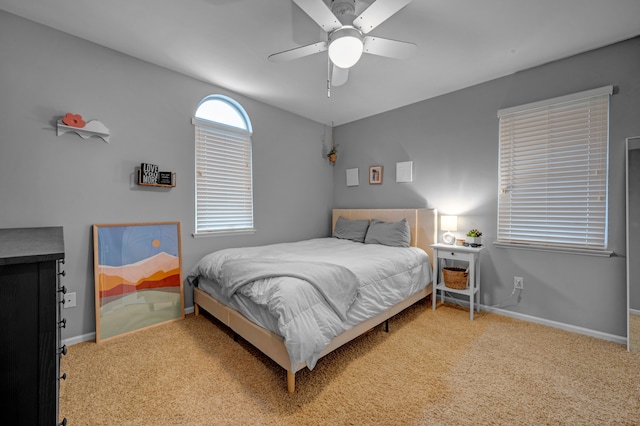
[495,86,614,257]
[192,95,255,237]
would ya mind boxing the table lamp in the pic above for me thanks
[441,215,458,245]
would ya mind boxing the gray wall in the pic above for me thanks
[333,36,640,339]
[0,11,334,341]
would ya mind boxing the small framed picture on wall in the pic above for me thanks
[369,165,383,184]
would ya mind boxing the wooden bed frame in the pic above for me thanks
[193,208,437,393]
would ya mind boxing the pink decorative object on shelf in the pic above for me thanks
[61,113,86,128]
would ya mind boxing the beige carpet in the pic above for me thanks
[630,313,640,352]
[59,301,640,425]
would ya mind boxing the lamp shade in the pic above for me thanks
[328,27,364,69]
[440,215,458,232]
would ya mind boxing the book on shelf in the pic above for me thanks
[140,163,159,184]
[158,172,173,185]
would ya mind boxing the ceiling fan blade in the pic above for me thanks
[353,0,412,34]
[330,65,349,87]
[293,0,342,32]
[268,41,327,63]
[363,36,416,59]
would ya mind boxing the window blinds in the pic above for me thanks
[194,119,254,234]
[497,86,612,250]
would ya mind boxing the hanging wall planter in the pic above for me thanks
[327,144,338,164]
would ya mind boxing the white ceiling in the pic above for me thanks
[2,0,640,126]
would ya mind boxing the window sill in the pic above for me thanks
[192,229,256,238]
[493,241,614,257]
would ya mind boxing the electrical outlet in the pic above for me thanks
[64,292,76,308]
[514,276,524,290]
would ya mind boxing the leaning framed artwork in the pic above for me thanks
[93,222,184,342]
[369,165,383,184]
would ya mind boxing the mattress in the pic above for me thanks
[188,237,432,369]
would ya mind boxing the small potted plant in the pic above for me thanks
[327,144,339,163]
[465,229,483,246]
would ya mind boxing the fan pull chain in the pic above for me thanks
[327,55,331,98]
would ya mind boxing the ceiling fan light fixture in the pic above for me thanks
[328,27,363,69]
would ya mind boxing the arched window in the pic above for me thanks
[192,95,254,236]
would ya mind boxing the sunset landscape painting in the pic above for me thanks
[93,222,184,342]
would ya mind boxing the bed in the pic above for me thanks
[188,208,437,393]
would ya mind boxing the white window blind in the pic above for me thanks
[497,86,612,251]
[193,118,254,235]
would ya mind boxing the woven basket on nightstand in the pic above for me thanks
[442,267,468,289]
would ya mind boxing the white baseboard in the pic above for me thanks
[437,295,627,345]
[63,332,96,346]
[482,305,627,345]
[65,302,626,347]
[630,308,640,316]
[62,305,196,346]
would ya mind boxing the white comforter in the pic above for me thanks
[188,238,431,370]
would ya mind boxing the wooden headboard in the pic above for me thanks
[332,208,438,267]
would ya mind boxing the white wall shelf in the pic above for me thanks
[57,119,110,143]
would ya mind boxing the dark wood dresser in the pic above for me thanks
[0,227,67,425]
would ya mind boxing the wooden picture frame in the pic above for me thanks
[369,165,383,184]
[93,222,184,342]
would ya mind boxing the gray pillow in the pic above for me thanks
[333,216,369,243]
[364,218,411,247]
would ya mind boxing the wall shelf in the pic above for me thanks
[57,119,110,143]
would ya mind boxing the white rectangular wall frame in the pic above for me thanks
[396,161,413,183]
[346,168,359,186]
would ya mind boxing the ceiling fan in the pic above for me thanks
[268,0,417,92]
